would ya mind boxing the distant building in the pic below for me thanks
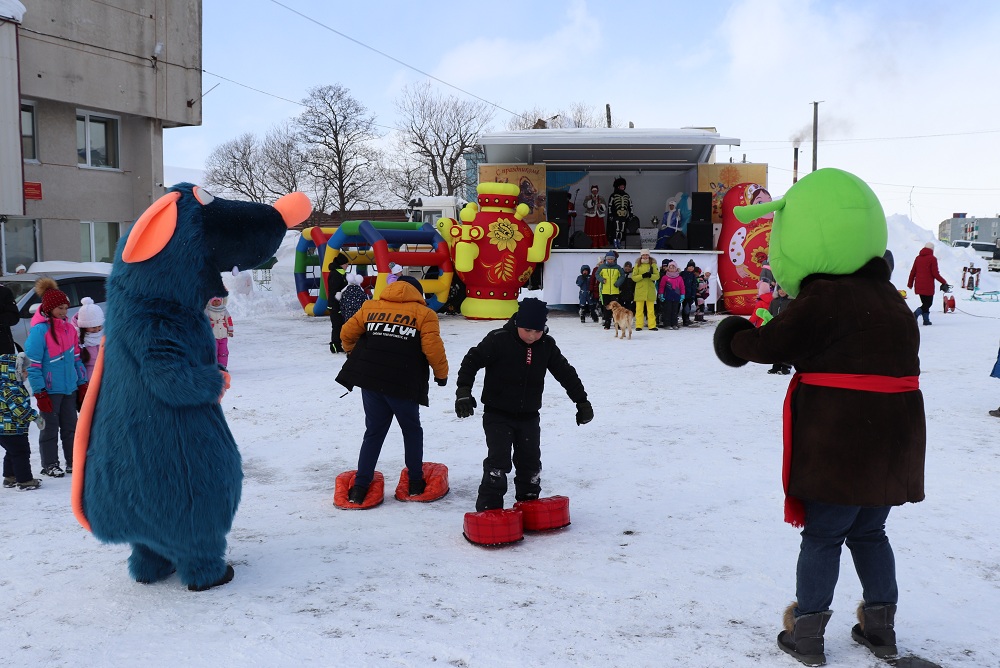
[938,215,1000,245]
[0,0,202,271]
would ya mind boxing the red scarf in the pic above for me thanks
[782,372,920,528]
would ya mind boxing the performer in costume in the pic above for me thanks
[73,184,311,591]
[713,168,925,666]
[655,197,683,249]
[606,176,633,249]
[582,185,608,248]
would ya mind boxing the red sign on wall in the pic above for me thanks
[24,182,42,200]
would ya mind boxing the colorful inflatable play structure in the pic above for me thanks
[294,220,454,316]
[294,182,560,320]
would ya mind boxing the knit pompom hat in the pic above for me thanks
[76,297,105,328]
[34,277,69,315]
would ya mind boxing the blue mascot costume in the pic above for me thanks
[72,183,311,591]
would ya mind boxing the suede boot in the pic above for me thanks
[851,602,898,659]
[777,602,833,666]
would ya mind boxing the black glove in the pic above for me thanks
[455,386,477,418]
[713,315,756,368]
[940,283,951,293]
[435,377,447,387]
[575,400,594,425]
[642,271,652,279]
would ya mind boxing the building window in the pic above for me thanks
[81,221,121,263]
[1,218,39,273]
[21,103,36,160]
[76,111,120,168]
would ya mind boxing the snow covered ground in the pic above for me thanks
[0,214,997,667]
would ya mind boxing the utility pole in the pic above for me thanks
[811,101,823,171]
[606,104,612,128]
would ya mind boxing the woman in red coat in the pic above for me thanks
[906,242,948,326]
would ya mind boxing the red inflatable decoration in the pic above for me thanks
[394,462,450,502]
[513,495,571,531]
[717,183,773,315]
[463,508,524,546]
[333,470,385,510]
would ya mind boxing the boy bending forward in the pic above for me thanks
[455,299,593,511]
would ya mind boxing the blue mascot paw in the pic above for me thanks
[129,544,176,584]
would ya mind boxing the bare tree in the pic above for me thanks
[565,102,607,129]
[203,133,270,202]
[297,84,383,215]
[378,132,434,207]
[394,82,495,197]
[260,122,310,201]
[505,106,560,131]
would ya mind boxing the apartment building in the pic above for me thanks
[0,0,201,272]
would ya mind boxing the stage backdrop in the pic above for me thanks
[479,164,548,225]
[697,164,768,224]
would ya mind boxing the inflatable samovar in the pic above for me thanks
[436,182,558,319]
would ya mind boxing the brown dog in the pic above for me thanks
[607,300,635,340]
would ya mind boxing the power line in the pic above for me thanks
[765,164,1000,193]
[268,0,524,120]
[201,69,397,131]
[743,128,1000,145]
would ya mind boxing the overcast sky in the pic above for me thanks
[163,0,1000,233]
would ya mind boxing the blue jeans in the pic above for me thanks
[354,389,423,488]
[795,501,898,615]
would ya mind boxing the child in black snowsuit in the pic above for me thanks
[455,299,593,512]
[576,265,599,323]
[327,253,349,353]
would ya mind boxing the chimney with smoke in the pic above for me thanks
[793,147,799,183]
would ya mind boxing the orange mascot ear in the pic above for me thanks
[122,191,181,263]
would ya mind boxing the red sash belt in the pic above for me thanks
[782,372,919,528]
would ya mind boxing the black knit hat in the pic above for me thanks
[398,275,422,293]
[515,298,548,330]
[332,253,349,267]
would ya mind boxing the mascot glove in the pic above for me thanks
[455,386,477,419]
[755,308,774,326]
[334,291,343,301]
[35,391,53,414]
[75,382,89,411]
[713,315,756,368]
[575,400,594,425]
[219,369,232,402]
[642,271,652,279]
[435,377,447,387]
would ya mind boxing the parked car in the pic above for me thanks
[1,271,108,348]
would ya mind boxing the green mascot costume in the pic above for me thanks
[713,168,927,666]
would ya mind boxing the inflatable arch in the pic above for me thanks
[294,220,454,315]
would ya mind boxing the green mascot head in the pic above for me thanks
[733,168,887,297]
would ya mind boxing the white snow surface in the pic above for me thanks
[1,214,998,667]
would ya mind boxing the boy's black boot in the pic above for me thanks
[851,603,897,659]
[347,484,369,504]
[777,603,833,666]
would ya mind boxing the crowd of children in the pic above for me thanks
[577,249,719,332]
